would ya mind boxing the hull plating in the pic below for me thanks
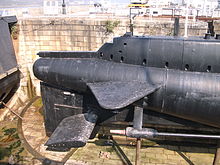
[34,57,220,128]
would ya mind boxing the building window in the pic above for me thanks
[52,1,55,6]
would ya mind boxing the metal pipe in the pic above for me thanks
[1,101,23,119]
[110,128,220,139]
[135,138,141,165]
[157,132,220,139]
[111,139,132,165]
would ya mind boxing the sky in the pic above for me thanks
[0,0,185,8]
[0,0,130,7]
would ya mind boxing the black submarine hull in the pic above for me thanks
[0,16,20,104]
[33,35,220,149]
[33,57,220,129]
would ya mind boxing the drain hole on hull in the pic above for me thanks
[110,54,113,60]
[100,52,104,58]
[185,64,189,71]
[143,59,147,65]
[165,62,169,68]
[207,65,211,72]
[120,56,124,63]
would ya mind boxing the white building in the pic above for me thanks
[191,0,217,17]
[218,0,220,8]
[90,0,112,14]
[148,0,172,8]
[171,0,219,17]
[182,0,218,13]
[43,0,59,15]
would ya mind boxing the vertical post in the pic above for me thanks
[136,138,141,165]
[172,8,174,18]
[174,17,179,36]
[129,8,134,35]
[184,0,189,38]
[207,21,215,37]
[62,0,66,14]
[196,9,199,22]
[133,106,143,165]
[133,106,143,130]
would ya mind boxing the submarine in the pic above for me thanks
[33,32,220,151]
[0,16,20,105]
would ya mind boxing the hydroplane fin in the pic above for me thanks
[45,112,97,151]
[87,81,161,110]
